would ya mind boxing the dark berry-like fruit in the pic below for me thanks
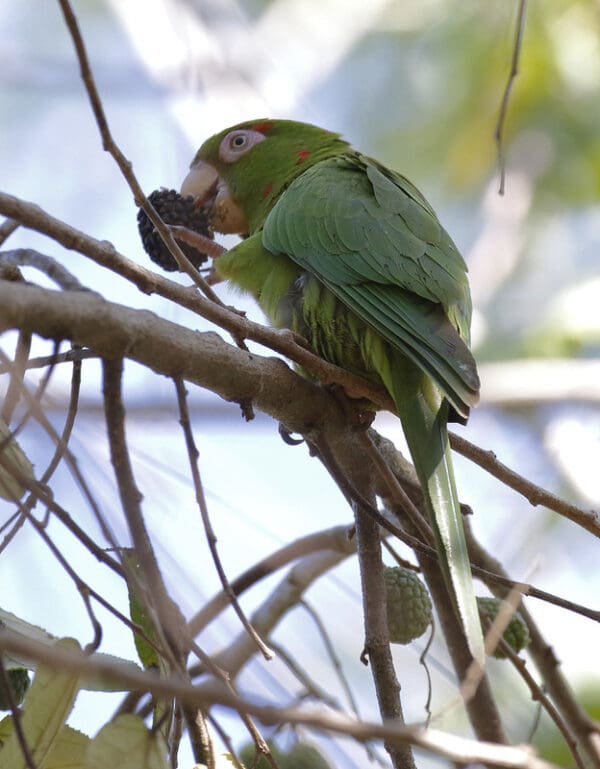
[137,189,213,271]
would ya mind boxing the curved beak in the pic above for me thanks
[181,160,219,204]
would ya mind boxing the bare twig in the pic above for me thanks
[450,433,600,539]
[1,329,31,424]
[353,496,416,769]
[483,619,586,769]
[0,218,19,246]
[57,0,231,312]
[0,248,90,290]
[181,704,215,769]
[102,358,185,671]
[464,520,600,769]
[0,347,119,551]
[495,0,528,194]
[0,347,97,374]
[300,600,361,718]
[2,192,594,541]
[268,641,339,708]
[34,345,83,488]
[0,629,561,769]
[174,376,273,660]
[2,283,597,626]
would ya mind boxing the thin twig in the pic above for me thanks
[1,330,31,424]
[0,347,97,374]
[0,628,563,769]
[35,345,83,488]
[188,526,353,637]
[2,283,598,627]
[484,618,586,769]
[268,641,339,708]
[169,705,184,769]
[353,495,416,769]
[3,191,595,542]
[495,0,528,194]
[57,0,234,314]
[0,218,19,246]
[102,358,185,672]
[299,600,361,718]
[450,432,600,539]
[174,377,273,660]
[357,430,433,545]
[0,348,119,551]
[0,248,90,290]
[206,712,246,769]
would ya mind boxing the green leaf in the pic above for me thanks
[0,417,35,501]
[85,714,168,769]
[0,609,143,693]
[0,638,81,768]
[120,549,161,670]
[0,718,89,769]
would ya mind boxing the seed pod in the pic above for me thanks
[477,597,531,658]
[286,742,332,769]
[137,189,213,271]
[383,566,433,645]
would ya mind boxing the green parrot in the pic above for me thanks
[181,119,483,664]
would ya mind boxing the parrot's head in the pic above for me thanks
[181,119,349,235]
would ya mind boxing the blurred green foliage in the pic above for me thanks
[356,0,600,207]
[534,680,600,766]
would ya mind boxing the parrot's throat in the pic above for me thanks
[210,180,249,236]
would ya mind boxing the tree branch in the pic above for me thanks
[0,629,560,769]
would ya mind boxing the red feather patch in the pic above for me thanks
[295,148,310,164]
[262,182,273,198]
[251,121,274,134]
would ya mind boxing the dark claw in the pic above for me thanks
[278,424,304,446]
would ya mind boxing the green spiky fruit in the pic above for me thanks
[0,668,30,709]
[239,740,285,769]
[383,566,433,644]
[286,742,332,769]
[137,188,213,271]
[477,597,531,658]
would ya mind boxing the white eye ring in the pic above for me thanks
[219,129,266,162]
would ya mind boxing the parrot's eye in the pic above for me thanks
[219,129,266,163]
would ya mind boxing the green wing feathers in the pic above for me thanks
[263,153,479,419]
[262,151,484,662]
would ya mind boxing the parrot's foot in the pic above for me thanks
[275,328,312,350]
[326,384,376,430]
[170,224,226,260]
[278,423,304,446]
[199,266,223,285]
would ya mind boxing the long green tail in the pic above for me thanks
[391,372,485,666]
